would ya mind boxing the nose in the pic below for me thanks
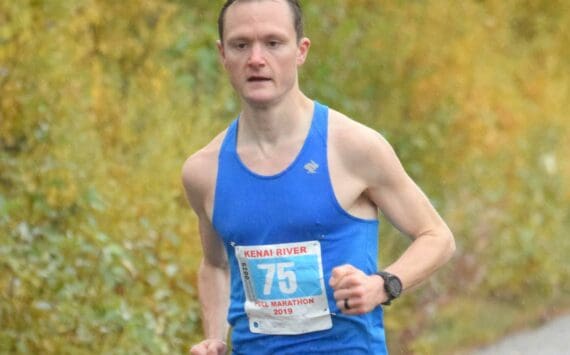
[247,43,266,67]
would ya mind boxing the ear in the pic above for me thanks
[217,40,226,67]
[296,37,311,66]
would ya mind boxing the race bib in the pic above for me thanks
[235,241,332,335]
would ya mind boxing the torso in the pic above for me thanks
[205,101,386,352]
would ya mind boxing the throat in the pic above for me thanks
[237,138,306,176]
[235,96,315,176]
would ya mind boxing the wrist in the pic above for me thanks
[371,273,388,306]
[204,337,226,345]
[375,271,403,305]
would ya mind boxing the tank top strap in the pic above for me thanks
[219,118,239,156]
[312,101,329,145]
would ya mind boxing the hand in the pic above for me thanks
[189,339,227,355]
[329,264,385,314]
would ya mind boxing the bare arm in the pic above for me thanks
[329,117,455,313]
[364,133,455,291]
[195,218,230,343]
[182,149,229,354]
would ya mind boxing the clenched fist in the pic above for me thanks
[329,264,386,314]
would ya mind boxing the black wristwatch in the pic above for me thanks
[375,271,403,305]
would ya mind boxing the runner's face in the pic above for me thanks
[218,0,310,107]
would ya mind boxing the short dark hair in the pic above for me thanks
[218,0,304,43]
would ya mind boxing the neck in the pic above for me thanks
[238,91,314,146]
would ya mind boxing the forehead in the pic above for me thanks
[224,0,296,40]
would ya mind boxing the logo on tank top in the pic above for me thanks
[304,160,319,174]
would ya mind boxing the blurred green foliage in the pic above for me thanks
[1,0,569,354]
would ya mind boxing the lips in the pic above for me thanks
[247,76,271,82]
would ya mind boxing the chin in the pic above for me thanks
[243,94,280,107]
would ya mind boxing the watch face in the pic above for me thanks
[388,277,402,297]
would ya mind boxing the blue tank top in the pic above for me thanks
[212,101,388,354]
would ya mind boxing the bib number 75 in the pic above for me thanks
[256,262,297,295]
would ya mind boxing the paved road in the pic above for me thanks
[470,313,570,355]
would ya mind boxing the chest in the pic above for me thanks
[213,152,340,246]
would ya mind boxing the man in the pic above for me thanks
[182,0,455,354]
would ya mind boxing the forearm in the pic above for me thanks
[385,225,455,292]
[198,258,230,340]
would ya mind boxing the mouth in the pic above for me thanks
[247,76,272,83]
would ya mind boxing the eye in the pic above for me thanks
[230,41,248,50]
[267,40,281,48]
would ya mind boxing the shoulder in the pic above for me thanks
[327,107,408,191]
[328,108,399,174]
[181,129,227,213]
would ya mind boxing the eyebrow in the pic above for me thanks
[226,32,289,44]
[225,23,291,41]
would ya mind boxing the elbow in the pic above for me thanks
[430,222,455,264]
[443,227,456,263]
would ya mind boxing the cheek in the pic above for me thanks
[223,58,237,72]
[224,62,243,81]
[222,54,243,70]
[276,54,299,71]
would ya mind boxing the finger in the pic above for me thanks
[333,287,352,301]
[336,297,358,314]
[189,344,205,355]
[332,271,364,293]
[206,342,221,355]
[207,340,226,355]
[190,340,224,355]
[329,264,356,287]
[333,264,357,278]
[336,298,345,311]
[215,342,227,355]
[206,343,217,355]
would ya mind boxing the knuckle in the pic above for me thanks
[354,286,365,297]
[344,275,355,285]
